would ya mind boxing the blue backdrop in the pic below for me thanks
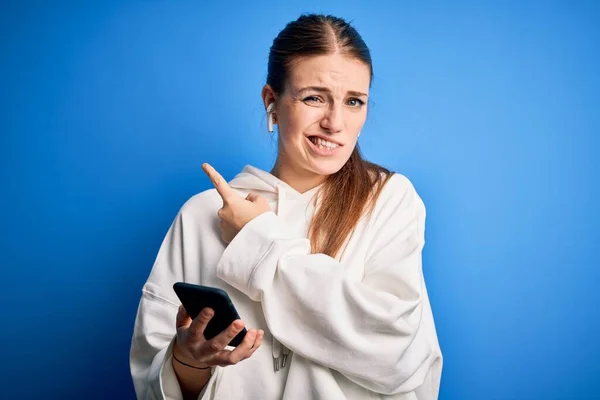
[2,1,598,399]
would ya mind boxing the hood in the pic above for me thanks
[229,165,282,197]
[229,165,323,221]
[228,165,322,372]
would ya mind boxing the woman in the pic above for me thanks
[130,13,443,400]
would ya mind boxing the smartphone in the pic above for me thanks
[173,282,247,347]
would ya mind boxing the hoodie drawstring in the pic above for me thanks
[272,184,291,372]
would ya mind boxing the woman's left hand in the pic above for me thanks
[202,163,271,243]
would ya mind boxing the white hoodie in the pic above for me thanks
[130,165,443,400]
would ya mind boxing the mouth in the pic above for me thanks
[306,135,343,156]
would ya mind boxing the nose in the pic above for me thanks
[320,104,345,133]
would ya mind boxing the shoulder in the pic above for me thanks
[369,172,426,227]
[362,172,427,259]
[161,188,224,245]
[382,172,419,194]
[377,172,425,210]
[175,188,222,223]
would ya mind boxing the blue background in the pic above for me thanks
[2,1,599,399]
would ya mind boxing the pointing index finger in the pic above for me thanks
[202,163,237,203]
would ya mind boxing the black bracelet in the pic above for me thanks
[172,352,212,370]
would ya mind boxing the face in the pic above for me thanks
[263,53,371,191]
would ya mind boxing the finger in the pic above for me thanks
[176,304,192,330]
[188,307,214,339]
[202,163,238,204]
[225,329,258,365]
[245,192,259,202]
[247,193,269,208]
[195,319,245,360]
[227,329,264,365]
[250,329,264,352]
[222,232,233,244]
[219,219,235,241]
[211,319,246,350]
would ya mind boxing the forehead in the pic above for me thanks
[286,53,371,94]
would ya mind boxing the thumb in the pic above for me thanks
[246,193,270,208]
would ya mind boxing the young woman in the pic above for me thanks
[130,13,443,400]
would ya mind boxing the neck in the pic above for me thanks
[270,159,326,194]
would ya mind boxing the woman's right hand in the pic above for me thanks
[174,305,264,368]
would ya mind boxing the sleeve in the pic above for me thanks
[215,175,442,396]
[129,209,221,400]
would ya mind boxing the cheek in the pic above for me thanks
[349,111,367,130]
[280,107,319,139]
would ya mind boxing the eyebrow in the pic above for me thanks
[297,86,369,98]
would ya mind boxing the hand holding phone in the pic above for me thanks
[174,282,249,346]
[172,282,264,369]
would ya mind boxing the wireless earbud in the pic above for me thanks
[267,103,275,133]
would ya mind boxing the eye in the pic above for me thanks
[347,98,365,108]
[304,96,324,103]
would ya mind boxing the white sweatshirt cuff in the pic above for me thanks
[157,337,184,399]
[216,211,283,300]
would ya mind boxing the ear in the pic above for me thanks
[261,84,277,111]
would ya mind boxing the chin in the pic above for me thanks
[308,158,349,177]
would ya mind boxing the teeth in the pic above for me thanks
[310,137,339,150]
